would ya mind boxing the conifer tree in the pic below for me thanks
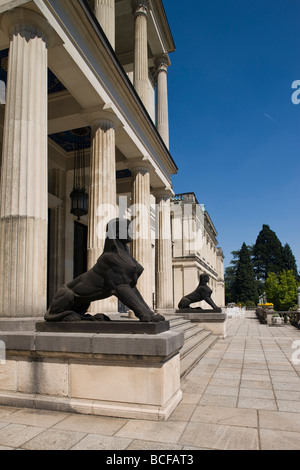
[252,225,284,281]
[282,243,299,280]
[233,242,258,304]
[224,249,243,303]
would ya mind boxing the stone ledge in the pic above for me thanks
[35,320,170,335]
[176,309,226,322]
[0,329,184,359]
[0,317,44,331]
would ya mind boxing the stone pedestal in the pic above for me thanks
[266,312,283,326]
[0,327,184,421]
[35,320,170,335]
[176,309,227,338]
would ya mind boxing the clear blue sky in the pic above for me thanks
[163,0,300,270]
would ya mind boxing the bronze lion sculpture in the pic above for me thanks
[45,218,165,323]
[178,273,221,311]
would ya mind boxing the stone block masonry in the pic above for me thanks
[0,328,184,421]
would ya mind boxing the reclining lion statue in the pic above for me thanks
[45,218,165,323]
[178,273,221,311]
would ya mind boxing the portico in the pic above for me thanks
[0,0,177,322]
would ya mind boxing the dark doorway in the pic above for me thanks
[73,221,87,278]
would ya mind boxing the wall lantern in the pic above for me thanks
[70,128,88,220]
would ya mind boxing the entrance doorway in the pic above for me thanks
[73,221,87,278]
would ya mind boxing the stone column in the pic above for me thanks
[87,116,118,313]
[94,0,115,50]
[154,189,174,313]
[132,0,149,109]
[155,57,170,149]
[48,169,66,304]
[130,162,153,308]
[0,9,51,319]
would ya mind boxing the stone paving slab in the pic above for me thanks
[0,311,300,450]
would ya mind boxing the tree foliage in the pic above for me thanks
[252,225,285,281]
[265,270,298,311]
[225,224,299,308]
[282,243,299,280]
[225,243,257,305]
[234,243,258,304]
[224,249,241,303]
[224,265,236,305]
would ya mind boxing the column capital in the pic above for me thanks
[131,0,150,18]
[1,7,57,47]
[81,106,120,130]
[152,187,174,200]
[128,159,152,176]
[154,56,170,74]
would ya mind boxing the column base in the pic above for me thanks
[155,308,175,315]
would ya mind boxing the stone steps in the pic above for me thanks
[166,315,219,378]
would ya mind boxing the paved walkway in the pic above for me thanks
[1,311,300,450]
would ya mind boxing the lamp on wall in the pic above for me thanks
[70,128,89,220]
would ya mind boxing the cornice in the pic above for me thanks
[172,254,218,278]
[76,0,178,176]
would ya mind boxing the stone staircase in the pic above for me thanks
[166,315,219,378]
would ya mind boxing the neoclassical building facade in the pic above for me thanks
[0,0,224,325]
[171,193,225,309]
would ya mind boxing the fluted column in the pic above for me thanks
[155,57,170,149]
[132,0,149,109]
[48,169,66,304]
[130,162,153,308]
[154,189,174,313]
[88,117,117,313]
[94,0,115,50]
[0,9,50,318]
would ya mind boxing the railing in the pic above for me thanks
[171,193,199,204]
[225,306,246,318]
[256,307,300,328]
[284,311,300,328]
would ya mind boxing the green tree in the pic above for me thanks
[282,243,299,280]
[224,249,241,303]
[224,265,236,304]
[252,225,284,281]
[277,270,298,311]
[233,243,258,304]
[265,270,298,311]
[265,272,279,308]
